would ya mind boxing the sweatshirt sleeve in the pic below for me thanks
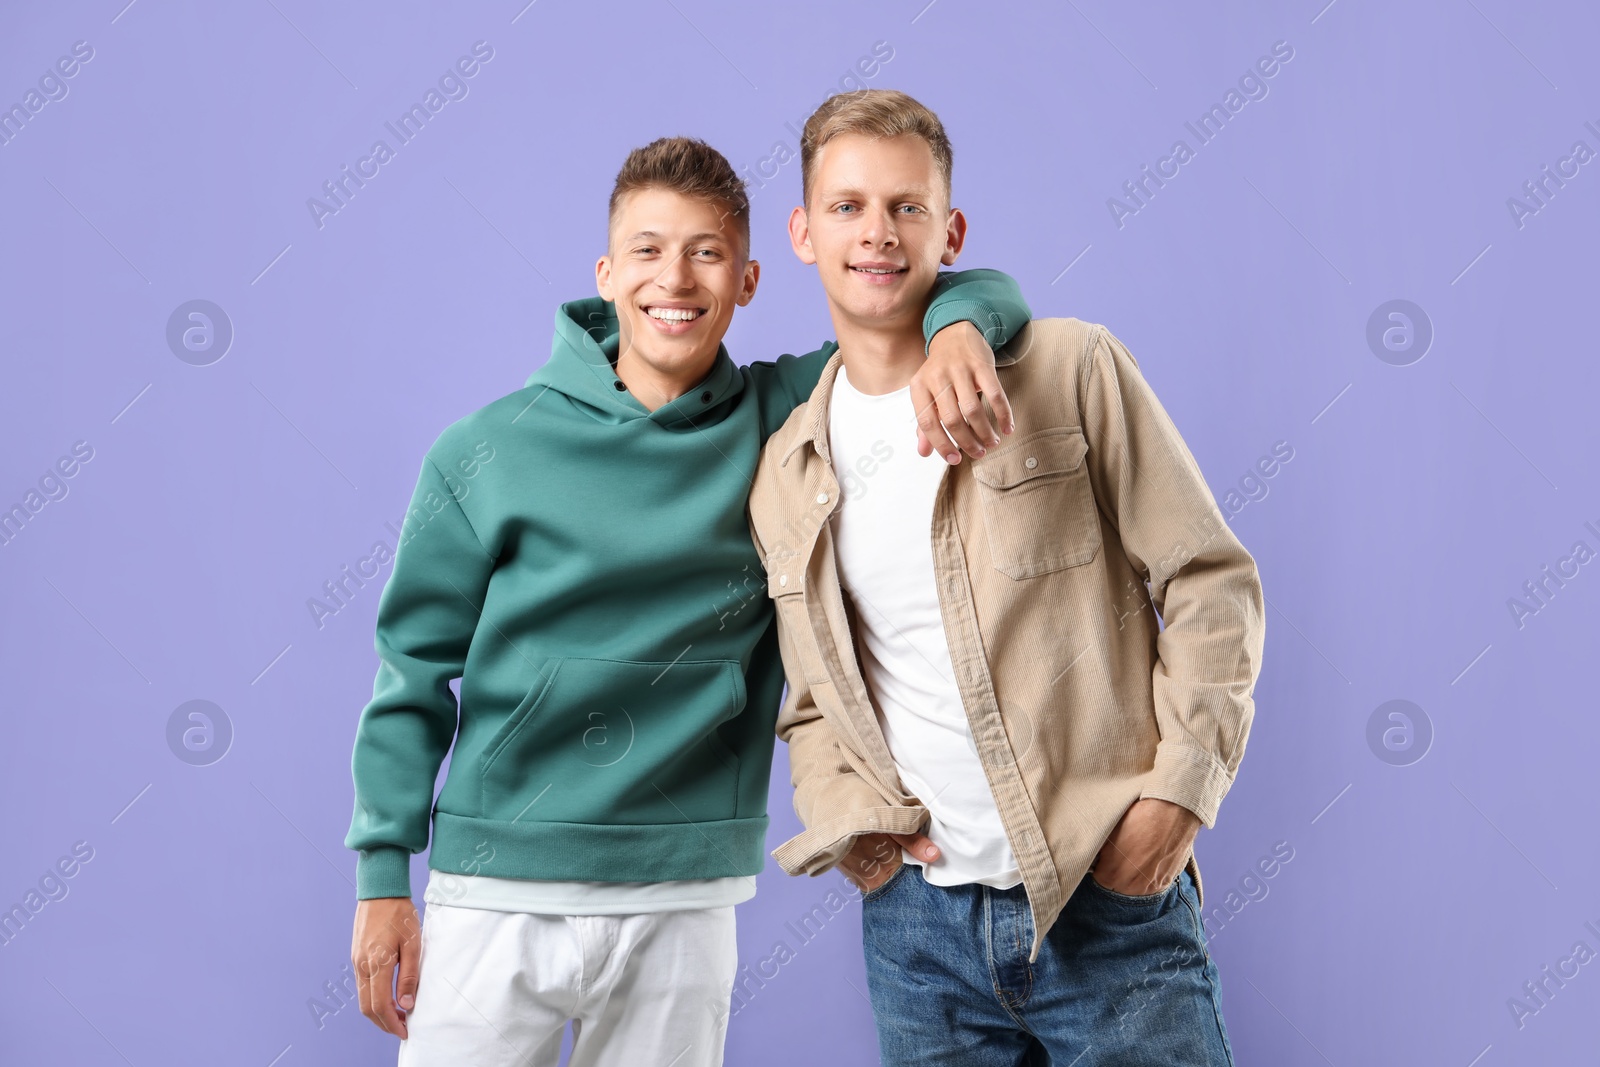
[344,453,495,898]
[1077,326,1267,828]
[920,267,1033,354]
[745,267,1033,437]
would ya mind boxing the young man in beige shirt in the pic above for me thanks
[747,90,1266,1065]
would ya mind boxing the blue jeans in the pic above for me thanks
[860,863,1234,1066]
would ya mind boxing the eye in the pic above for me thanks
[835,203,859,215]
[897,204,924,215]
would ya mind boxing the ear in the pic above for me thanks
[940,207,968,267]
[736,258,761,307]
[595,254,614,301]
[788,206,817,265]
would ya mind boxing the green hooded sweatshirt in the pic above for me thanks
[345,270,1030,898]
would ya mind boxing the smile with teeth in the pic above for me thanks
[645,307,705,322]
[851,266,905,275]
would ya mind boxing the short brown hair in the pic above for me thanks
[608,136,750,256]
[799,89,953,207]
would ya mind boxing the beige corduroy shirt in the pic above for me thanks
[746,318,1267,962]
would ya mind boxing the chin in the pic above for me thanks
[647,339,718,373]
[838,292,908,325]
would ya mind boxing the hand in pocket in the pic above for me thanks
[840,831,939,893]
[1090,797,1200,896]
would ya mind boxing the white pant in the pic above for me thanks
[397,902,737,1067]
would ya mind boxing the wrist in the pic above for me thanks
[922,300,995,355]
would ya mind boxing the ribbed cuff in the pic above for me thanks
[923,300,1004,355]
[355,846,412,899]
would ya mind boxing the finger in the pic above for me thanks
[975,364,1015,437]
[908,375,934,449]
[915,426,934,459]
[947,373,997,459]
[354,952,374,1028]
[350,918,372,1026]
[357,949,388,1033]
[370,942,403,1036]
[888,832,940,862]
[395,925,421,1038]
[913,381,960,464]
[933,378,984,461]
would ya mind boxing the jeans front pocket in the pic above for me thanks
[1083,868,1181,923]
[861,859,912,903]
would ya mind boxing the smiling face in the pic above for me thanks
[597,185,759,399]
[789,132,965,339]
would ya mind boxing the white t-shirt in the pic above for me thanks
[826,363,1021,889]
[422,872,754,914]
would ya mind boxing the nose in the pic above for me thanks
[859,206,898,250]
[654,249,695,292]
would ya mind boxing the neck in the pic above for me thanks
[831,307,927,396]
[613,335,716,412]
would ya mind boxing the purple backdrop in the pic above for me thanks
[2,1,1597,1064]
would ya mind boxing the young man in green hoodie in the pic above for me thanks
[344,135,1030,1066]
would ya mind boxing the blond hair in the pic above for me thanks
[799,89,953,206]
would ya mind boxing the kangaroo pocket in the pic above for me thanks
[477,656,746,827]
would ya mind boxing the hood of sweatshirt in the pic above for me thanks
[526,297,748,432]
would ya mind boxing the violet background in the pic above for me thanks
[2,1,1597,1064]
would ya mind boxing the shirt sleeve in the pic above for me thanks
[1077,325,1267,828]
[746,512,921,875]
[744,267,1033,438]
[344,453,496,898]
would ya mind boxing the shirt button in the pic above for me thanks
[778,575,788,587]
[614,380,627,391]
[700,390,713,403]
[1024,456,1038,469]
[816,493,829,505]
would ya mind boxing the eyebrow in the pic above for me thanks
[818,185,935,201]
[622,230,730,243]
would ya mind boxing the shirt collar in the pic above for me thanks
[779,348,847,469]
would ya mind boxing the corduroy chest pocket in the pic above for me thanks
[971,427,1102,578]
